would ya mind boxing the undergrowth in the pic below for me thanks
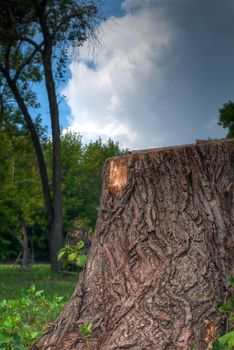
[0,284,65,349]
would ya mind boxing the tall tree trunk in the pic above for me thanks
[21,221,30,271]
[33,139,234,350]
[1,64,62,271]
[1,74,53,228]
[42,47,63,272]
[10,221,31,271]
[34,0,64,272]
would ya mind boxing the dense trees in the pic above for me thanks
[218,100,234,138]
[76,138,125,227]
[0,123,123,265]
[0,0,101,270]
[47,132,124,231]
[0,113,46,266]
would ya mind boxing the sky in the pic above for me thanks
[44,0,234,150]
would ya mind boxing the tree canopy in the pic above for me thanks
[0,120,124,263]
[0,0,102,270]
[218,100,234,138]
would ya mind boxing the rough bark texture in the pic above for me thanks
[33,139,234,350]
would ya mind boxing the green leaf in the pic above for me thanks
[229,277,234,288]
[76,254,87,267]
[12,333,22,343]
[21,324,31,331]
[12,342,25,350]
[230,298,234,308]
[28,331,39,340]
[218,330,234,346]
[0,300,7,308]
[57,250,66,261]
[28,284,36,293]
[0,331,13,344]
[76,240,84,250]
[3,319,13,330]
[68,252,77,262]
[35,290,44,296]
[79,320,92,336]
[218,305,232,313]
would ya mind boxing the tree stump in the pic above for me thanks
[33,139,234,350]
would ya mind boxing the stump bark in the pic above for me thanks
[33,139,234,350]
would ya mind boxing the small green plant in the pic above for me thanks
[79,320,93,350]
[58,240,87,269]
[0,285,65,349]
[215,277,234,350]
[80,320,93,337]
[212,340,228,350]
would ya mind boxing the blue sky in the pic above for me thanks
[39,0,234,149]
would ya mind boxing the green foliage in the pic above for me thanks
[58,240,87,269]
[218,332,234,349]
[50,132,124,231]
[80,138,126,227]
[0,264,76,303]
[212,340,227,350]
[0,125,124,262]
[215,277,234,350]
[0,284,65,349]
[0,0,100,92]
[0,119,45,261]
[218,100,234,138]
[79,320,93,337]
[0,0,102,269]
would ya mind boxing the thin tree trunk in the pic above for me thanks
[30,230,35,264]
[42,46,63,272]
[33,138,234,350]
[0,72,53,228]
[36,2,64,272]
[1,45,63,272]
[10,222,31,271]
[21,221,30,271]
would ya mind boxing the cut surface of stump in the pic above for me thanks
[33,139,234,350]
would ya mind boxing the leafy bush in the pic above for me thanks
[215,277,234,349]
[58,240,87,269]
[0,284,65,349]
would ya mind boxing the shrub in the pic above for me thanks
[0,284,65,349]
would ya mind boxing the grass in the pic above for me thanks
[0,264,78,349]
[0,264,77,301]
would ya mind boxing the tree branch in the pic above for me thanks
[9,229,23,246]
[0,66,53,227]
[13,46,39,83]
[4,45,11,75]
[20,37,44,53]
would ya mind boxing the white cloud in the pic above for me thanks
[63,0,230,149]
[63,1,176,149]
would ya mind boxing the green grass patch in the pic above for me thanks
[0,264,77,300]
[0,264,77,349]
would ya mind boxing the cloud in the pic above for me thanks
[121,0,155,12]
[63,1,176,149]
[63,0,231,149]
